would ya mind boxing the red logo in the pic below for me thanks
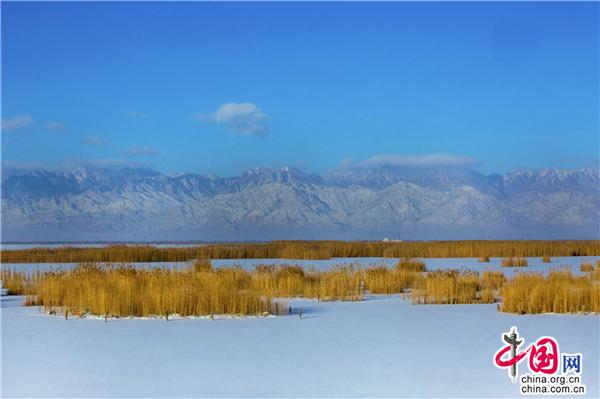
[494,327,559,381]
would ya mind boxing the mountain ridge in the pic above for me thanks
[2,165,598,241]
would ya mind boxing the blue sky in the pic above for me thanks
[1,1,598,176]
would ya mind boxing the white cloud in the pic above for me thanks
[1,114,34,132]
[46,122,65,131]
[125,145,159,157]
[198,102,269,136]
[85,136,109,146]
[128,110,146,119]
[357,153,481,168]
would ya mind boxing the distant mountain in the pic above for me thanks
[1,165,598,241]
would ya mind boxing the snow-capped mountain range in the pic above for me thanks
[1,165,598,241]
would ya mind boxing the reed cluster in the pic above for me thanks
[193,258,212,273]
[308,267,363,301]
[412,270,497,305]
[478,256,490,262]
[1,268,41,295]
[280,244,332,260]
[2,240,598,263]
[586,261,600,281]
[9,258,600,316]
[542,255,551,263]
[501,257,528,267]
[362,266,419,294]
[580,262,594,272]
[28,263,282,318]
[396,257,426,272]
[22,260,430,317]
[500,269,600,314]
[252,264,414,300]
[252,265,306,297]
[482,270,507,290]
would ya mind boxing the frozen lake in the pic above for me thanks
[2,295,598,397]
[3,256,599,277]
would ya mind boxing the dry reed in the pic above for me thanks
[193,258,212,273]
[580,262,594,272]
[501,257,528,267]
[412,270,496,305]
[1,268,40,295]
[542,255,551,263]
[396,258,426,272]
[589,261,600,281]
[499,269,600,314]
[28,263,282,318]
[9,257,600,317]
[2,240,598,263]
[252,264,365,301]
[280,244,332,260]
[362,266,419,294]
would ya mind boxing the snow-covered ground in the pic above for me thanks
[4,256,600,277]
[2,294,598,397]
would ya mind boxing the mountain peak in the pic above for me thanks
[1,165,598,241]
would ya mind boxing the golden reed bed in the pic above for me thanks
[1,240,598,263]
[2,259,599,317]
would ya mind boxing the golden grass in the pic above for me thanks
[587,261,600,281]
[28,263,282,317]
[412,270,496,305]
[1,268,40,295]
[2,240,599,263]
[311,267,363,301]
[396,257,426,272]
[280,244,332,260]
[252,264,307,298]
[362,266,419,294]
[9,258,600,316]
[481,270,508,303]
[26,263,386,317]
[580,262,594,272]
[542,255,551,263]
[499,269,600,314]
[252,264,367,301]
[193,258,212,273]
[482,270,507,290]
[478,256,490,262]
[501,257,528,267]
[20,259,432,317]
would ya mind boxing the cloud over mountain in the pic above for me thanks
[359,153,481,168]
